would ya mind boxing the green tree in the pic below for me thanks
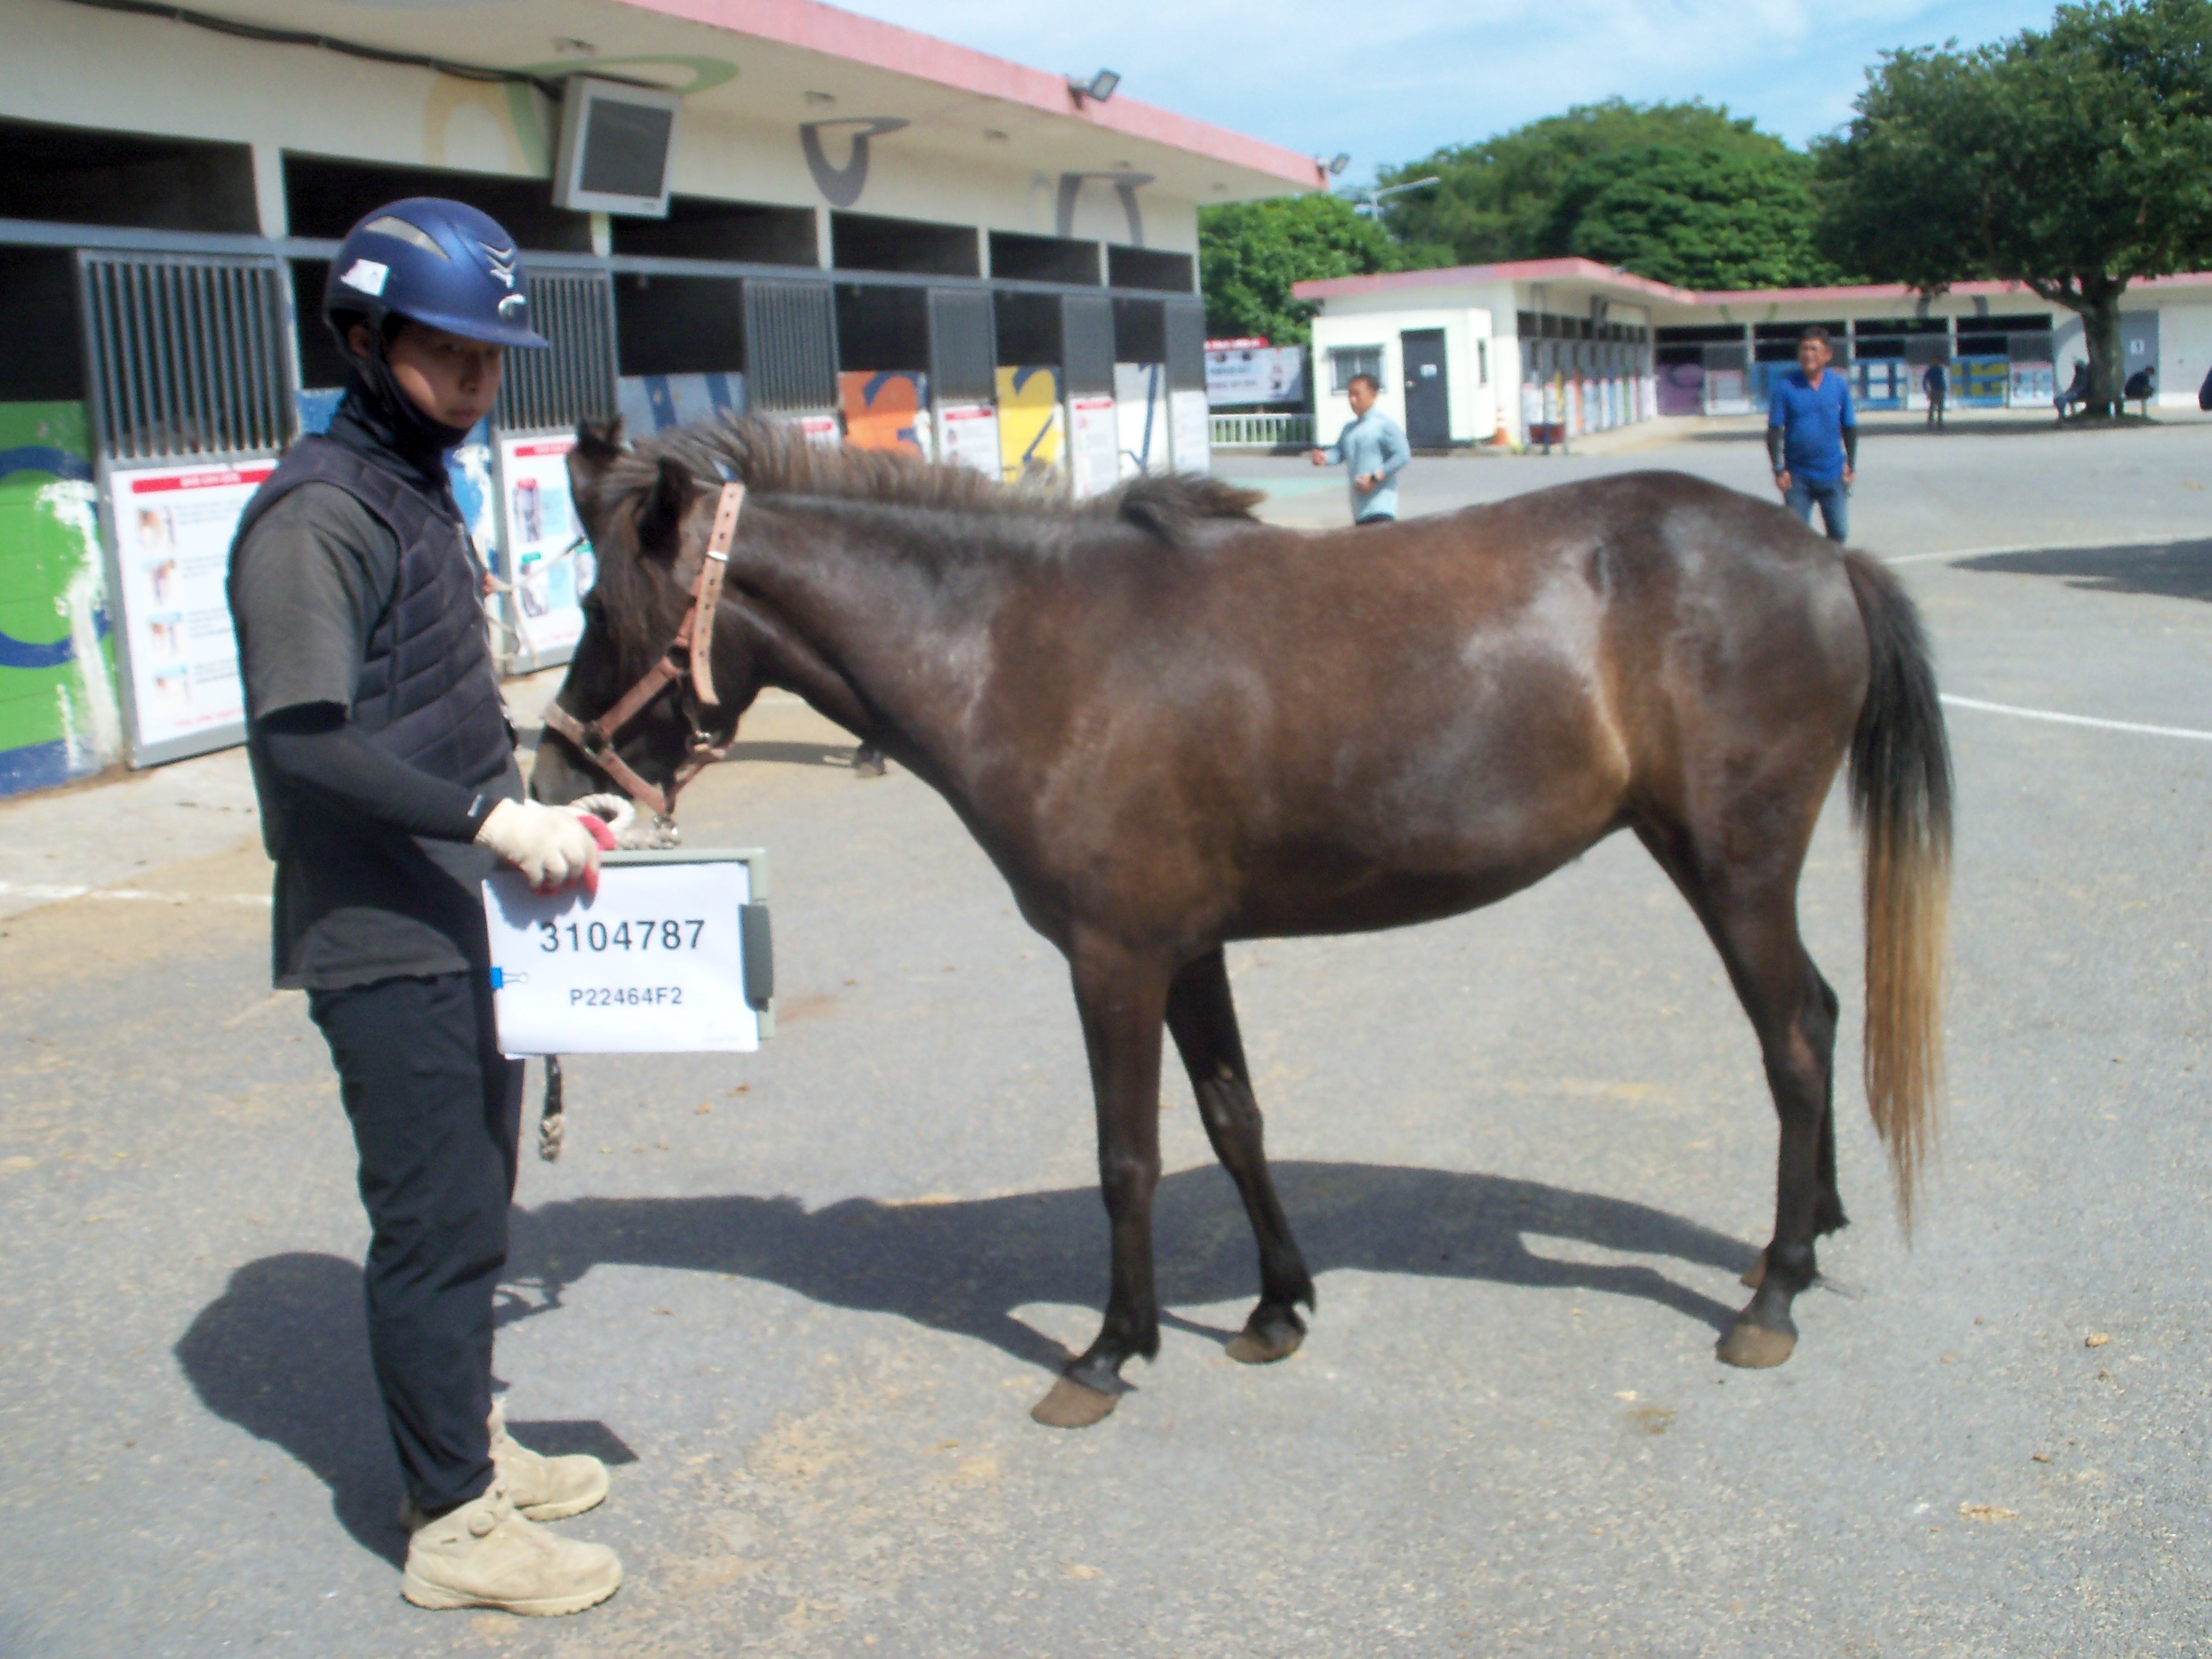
[1196,193,1406,345]
[1377,100,1846,289]
[1818,0,2212,413]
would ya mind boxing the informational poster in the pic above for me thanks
[935,402,1001,477]
[1169,388,1211,475]
[497,433,594,663]
[1115,363,1168,477]
[483,858,760,1055]
[1204,345,1305,407]
[1067,394,1119,499]
[839,370,929,457]
[2009,361,2055,408]
[996,365,1062,484]
[1959,357,2011,406]
[109,458,271,755]
[1705,370,1750,415]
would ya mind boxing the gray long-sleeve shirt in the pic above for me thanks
[1321,409,1411,521]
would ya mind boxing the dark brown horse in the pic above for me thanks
[532,416,1952,1429]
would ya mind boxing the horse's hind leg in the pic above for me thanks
[1165,949,1316,1364]
[1640,824,1839,1367]
[1742,958,1847,1291]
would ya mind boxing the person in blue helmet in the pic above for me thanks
[226,200,623,1616]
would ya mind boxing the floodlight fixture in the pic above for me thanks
[1327,152,1351,176]
[1070,68,1121,103]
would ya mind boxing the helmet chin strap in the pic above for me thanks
[347,322,476,457]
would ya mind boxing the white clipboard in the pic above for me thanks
[482,848,773,1057]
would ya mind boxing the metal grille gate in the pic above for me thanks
[744,279,838,412]
[76,252,292,462]
[496,270,618,431]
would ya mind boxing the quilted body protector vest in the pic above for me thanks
[232,436,511,851]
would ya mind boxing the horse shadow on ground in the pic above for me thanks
[499,1161,1756,1368]
[174,1163,1754,1561]
[1953,537,2212,603]
[173,1255,637,1566]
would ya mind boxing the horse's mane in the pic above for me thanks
[586,413,1264,544]
[576,414,1264,672]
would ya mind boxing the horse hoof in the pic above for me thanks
[1717,1320,1797,1369]
[1031,1377,1120,1429]
[1225,1313,1305,1365]
[1740,1250,1767,1291]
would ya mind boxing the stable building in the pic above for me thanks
[0,0,1321,793]
[1296,258,2212,450]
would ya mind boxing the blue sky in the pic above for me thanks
[833,0,2060,178]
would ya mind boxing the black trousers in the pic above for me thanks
[309,971,523,1512]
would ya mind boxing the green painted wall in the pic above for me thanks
[0,402,122,794]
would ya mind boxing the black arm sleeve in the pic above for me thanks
[258,704,495,842]
[1765,426,1784,472]
[1844,425,1859,471]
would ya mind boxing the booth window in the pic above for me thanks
[990,232,1098,286]
[1476,339,1489,386]
[0,118,257,234]
[0,248,85,401]
[612,196,818,266]
[1330,346,1384,391]
[831,213,979,278]
[284,154,592,251]
[615,274,745,377]
[1105,246,1194,294]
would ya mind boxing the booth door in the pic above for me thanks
[1400,329,1450,447]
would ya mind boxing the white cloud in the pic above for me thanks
[828,0,2055,169]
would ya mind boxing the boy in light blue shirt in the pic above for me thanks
[1309,373,1411,525]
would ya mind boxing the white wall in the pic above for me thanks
[2153,294,2212,408]
[1309,289,1506,445]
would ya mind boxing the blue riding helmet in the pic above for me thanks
[323,197,550,351]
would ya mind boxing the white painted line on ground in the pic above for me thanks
[1941,694,2212,743]
[1884,533,2200,566]
[0,881,270,905]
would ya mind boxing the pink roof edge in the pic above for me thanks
[1294,258,2212,305]
[614,0,1326,188]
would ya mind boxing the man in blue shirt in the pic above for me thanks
[1309,372,1411,525]
[1767,326,1857,542]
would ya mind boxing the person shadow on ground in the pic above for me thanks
[176,1164,1757,1559]
[173,1254,636,1565]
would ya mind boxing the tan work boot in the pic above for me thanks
[401,1483,622,1615]
[400,1401,611,1531]
[490,1399,610,1522]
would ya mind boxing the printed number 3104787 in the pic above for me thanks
[539,919,706,953]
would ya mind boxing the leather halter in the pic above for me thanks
[539,481,744,822]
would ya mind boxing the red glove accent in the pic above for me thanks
[578,810,617,899]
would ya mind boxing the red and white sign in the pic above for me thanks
[934,402,1001,477]
[795,413,841,448]
[111,459,273,752]
[1067,394,1119,499]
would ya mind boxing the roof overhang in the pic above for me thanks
[84,0,1325,202]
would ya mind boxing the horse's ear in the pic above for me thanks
[567,419,625,530]
[634,455,694,564]
[575,417,624,463]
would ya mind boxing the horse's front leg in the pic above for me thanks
[1032,934,1173,1429]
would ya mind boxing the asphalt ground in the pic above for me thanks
[3,413,2210,1656]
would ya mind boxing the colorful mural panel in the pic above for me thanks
[0,402,120,795]
[838,371,929,458]
[995,366,1062,486]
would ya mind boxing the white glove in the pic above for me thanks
[474,798,612,895]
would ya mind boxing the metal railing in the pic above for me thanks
[1210,411,1314,448]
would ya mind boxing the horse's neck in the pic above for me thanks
[735,501,1006,754]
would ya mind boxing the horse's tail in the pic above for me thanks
[1841,550,1953,1231]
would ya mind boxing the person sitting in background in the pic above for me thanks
[2055,358,2090,421]
[2124,365,2156,416]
